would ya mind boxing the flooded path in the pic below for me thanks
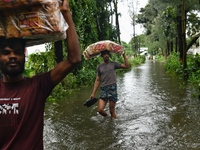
[44,60,200,150]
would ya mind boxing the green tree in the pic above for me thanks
[136,0,200,78]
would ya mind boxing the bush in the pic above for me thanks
[163,52,183,76]
[129,55,146,66]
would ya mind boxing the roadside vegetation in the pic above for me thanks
[162,52,200,97]
[150,50,200,97]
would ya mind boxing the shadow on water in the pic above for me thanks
[44,60,200,150]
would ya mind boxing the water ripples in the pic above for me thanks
[44,60,200,150]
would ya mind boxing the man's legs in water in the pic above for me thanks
[109,100,116,118]
[97,98,108,117]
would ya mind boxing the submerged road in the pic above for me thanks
[44,60,200,150]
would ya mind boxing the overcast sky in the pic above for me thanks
[118,0,148,43]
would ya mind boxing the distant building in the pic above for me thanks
[139,47,148,53]
[139,47,148,56]
[187,46,200,55]
[187,33,200,55]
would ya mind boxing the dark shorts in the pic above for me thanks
[99,84,118,103]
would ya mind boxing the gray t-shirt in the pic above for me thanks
[97,62,121,87]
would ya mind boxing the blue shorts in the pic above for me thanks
[99,84,118,103]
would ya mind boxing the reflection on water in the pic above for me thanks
[44,60,200,150]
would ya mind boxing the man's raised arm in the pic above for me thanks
[51,0,81,85]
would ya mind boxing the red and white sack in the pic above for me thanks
[83,40,124,60]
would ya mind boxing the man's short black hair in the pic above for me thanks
[0,37,26,51]
[101,50,111,57]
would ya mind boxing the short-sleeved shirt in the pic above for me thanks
[97,62,121,87]
[0,71,55,150]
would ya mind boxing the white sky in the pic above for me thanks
[26,44,46,55]
[118,0,149,43]
[27,0,148,54]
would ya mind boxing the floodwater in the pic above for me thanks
[44,60,200,150]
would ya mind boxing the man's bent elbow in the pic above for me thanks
[122,64,130,69]
[69,56,81,66]
[76,57,82,65]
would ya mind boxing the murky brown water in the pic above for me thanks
[44,60,200,150]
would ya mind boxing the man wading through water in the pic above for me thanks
[0,0,81,149]
[90,50,130,118]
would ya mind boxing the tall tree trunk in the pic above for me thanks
[175,37,178,53]
[181,0,188,79]
[113,0,121,44]
[167,41,170,56]
[170,41,173,53]
[177,15,183,61]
